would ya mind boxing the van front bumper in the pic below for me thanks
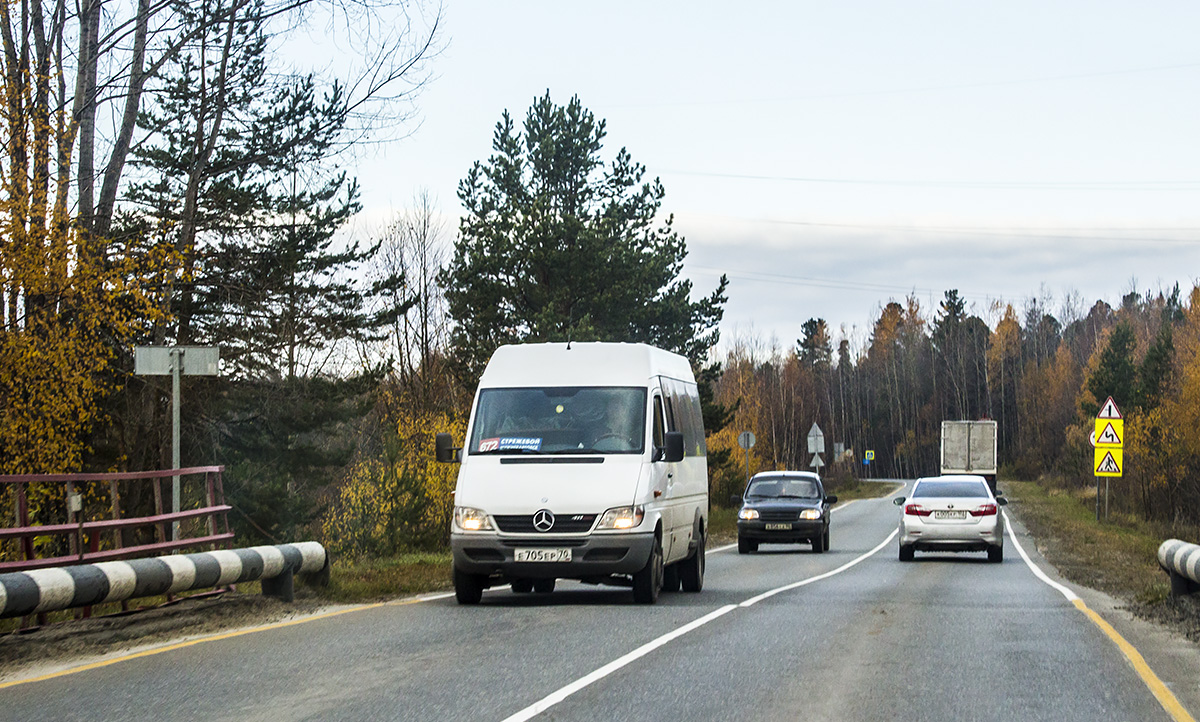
[451,532,656,579]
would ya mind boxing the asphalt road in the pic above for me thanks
[1,481,1191,722]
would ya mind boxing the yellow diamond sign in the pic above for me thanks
[1094,448,1123,477]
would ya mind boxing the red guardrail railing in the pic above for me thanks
[0,466,234,573]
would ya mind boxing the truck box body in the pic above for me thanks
[940,420,998,476]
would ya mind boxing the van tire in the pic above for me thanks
[680,532,705,592]
[454,567,485,604]
[632,536,663,604]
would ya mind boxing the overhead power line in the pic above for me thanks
[656,169,1200,192]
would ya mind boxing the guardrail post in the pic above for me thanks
[262,567,295,602]
[1169,570,1199,597]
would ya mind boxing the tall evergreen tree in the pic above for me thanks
[1086,320,1137,414]
[442,93,728,378]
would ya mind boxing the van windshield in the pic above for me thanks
[469,387,647,455]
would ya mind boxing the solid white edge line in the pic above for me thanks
[499,604,739,722]
[1003,510,1079,601]
[738,528,898,607]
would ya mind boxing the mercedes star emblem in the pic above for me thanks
[532,509,555,532]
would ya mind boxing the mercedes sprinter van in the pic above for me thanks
[436,342,708,604]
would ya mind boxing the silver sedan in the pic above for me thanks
[894,475,1008,562]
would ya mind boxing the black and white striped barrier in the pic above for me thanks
[1157,539,1200,597]
[0,542,329,620]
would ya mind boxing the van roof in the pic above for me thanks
[480,342,694,387]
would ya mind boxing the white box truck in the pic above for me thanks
[436,342,708,605]
[940,420,998,489]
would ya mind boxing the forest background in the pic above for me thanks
[1,0,1197,563]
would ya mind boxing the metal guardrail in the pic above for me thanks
[0,542,328,619]
[0,466,233,573]
[1157,539,1200,596]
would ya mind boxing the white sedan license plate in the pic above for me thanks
[514,548,572,563]
[764,523,792,530]
[933,510,969,520]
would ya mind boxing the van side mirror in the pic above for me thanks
[661,431,685,463]
[893,497,906,506]
[825,495,838,505]
[435,433,461,463]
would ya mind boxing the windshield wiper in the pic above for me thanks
[775,494,817,499]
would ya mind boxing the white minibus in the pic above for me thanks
[436,342,708,604]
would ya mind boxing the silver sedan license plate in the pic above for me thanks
[514,548,572,563]
[764,523,792,530]
[934,510,969,520]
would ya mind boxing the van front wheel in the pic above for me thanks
[454,566,485,605]
[632,536,663,604]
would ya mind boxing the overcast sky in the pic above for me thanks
[340,1,1200,351]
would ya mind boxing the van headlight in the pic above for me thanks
[799,509,822,520]
[738,507,759,520]
[454,506,493,531]
[597,505,644,530]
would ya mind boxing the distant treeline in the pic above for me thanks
[705,286,1197,529]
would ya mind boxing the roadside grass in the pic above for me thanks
[1003,480,1177,605]
[318,551,453,603]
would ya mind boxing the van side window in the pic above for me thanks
[653,395,665,449]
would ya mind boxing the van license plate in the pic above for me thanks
[514,548,572,563]
[764,523,791,530]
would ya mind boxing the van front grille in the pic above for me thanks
[493,514,597,533]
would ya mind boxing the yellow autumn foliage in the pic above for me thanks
[323,409,465,557]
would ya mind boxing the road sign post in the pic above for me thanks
[135,346,220,540]
[1093,396,1123,521]
[737,431,756,484]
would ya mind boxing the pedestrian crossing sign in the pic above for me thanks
[1094,448,1123,477]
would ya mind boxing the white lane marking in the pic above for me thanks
[739,529,898,608]
[501,520,898,721]
[1003,511,1079,601]
[500,604,739,722]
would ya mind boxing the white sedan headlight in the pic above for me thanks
[597,505,644,529]
[454,506,493,531]
[738,507,759,520]
[799,509,822,520]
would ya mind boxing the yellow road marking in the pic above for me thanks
[1072,598,1196,722]
[0,593,452,690]
[1005,511,1195,722]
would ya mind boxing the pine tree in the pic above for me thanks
[442,93,728,378]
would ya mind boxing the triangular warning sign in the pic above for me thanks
[1098,396,1122,419]
[1096,422,1121,446]
[1096,451,1120,474]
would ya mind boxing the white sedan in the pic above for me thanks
[894,475,1008,562]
